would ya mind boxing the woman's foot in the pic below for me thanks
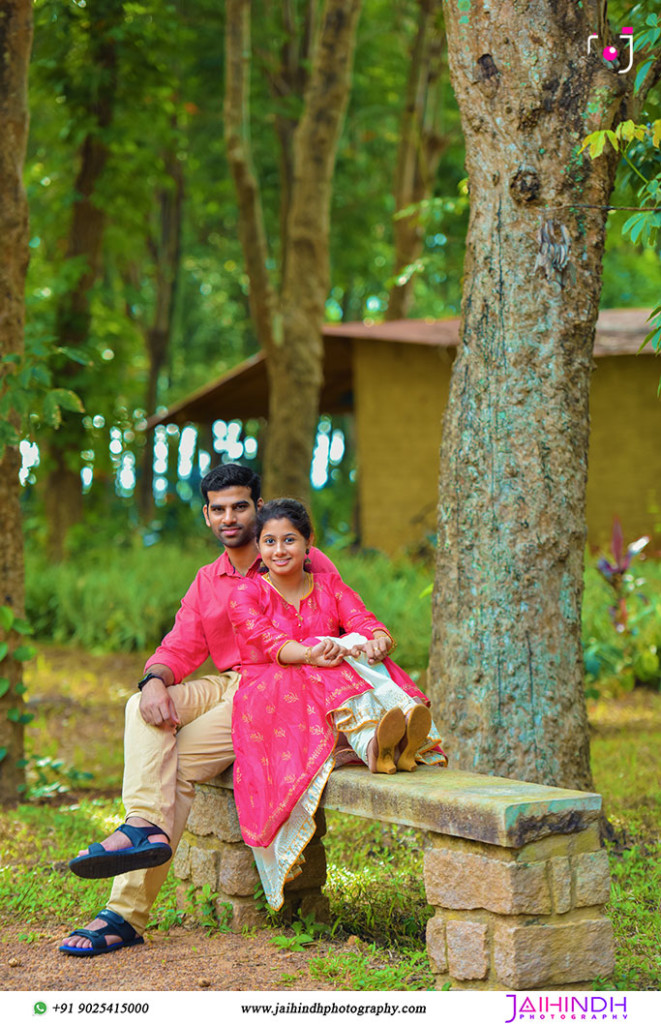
[397,704,432,772]
[367,708,406,774]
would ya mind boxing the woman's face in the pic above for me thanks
[259,517,308,579]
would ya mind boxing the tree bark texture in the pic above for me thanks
[44,0,122,558]
[225,0,362,502]
[428,1,656,790]
[386,0,446,321]
[0,0,33,801]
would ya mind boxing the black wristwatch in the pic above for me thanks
[138,671,165,691]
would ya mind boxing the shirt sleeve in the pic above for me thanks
[324,574,391,640]
[228,578,297,663]
[144,573,212,684]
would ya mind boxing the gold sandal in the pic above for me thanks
[373,708,406,774]
[397,704,432,772]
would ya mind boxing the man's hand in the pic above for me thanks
[139,678,181,731]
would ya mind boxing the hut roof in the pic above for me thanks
[147,308,654,429]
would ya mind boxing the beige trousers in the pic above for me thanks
[107,672,239,933]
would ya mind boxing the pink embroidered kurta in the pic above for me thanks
[228,573,430,848]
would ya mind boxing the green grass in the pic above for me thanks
[590,723,661,990]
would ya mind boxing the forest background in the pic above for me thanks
[0,0,661,992]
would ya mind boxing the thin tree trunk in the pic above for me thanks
[386,0,445,321]
[138,150,184,520]
[267,0,362,499]
[225,0,362,501]
[0,0,33,802]
[44,0,122,559]
[225,0,281,357]
[428,1,658,790]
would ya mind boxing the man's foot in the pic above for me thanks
[366,708,406,774]
[74,816,168,860]
[59,908,143,955]
[69,818,172,879]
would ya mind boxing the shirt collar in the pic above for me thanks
[214,549,263,577]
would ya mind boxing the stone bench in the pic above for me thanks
[173,766,615,990]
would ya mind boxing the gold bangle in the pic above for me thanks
[304,646,313,664]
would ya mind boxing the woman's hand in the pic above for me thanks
[348,635,392,665]
[307,638,346,668]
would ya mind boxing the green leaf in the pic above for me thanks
[14,683,27,696]
[12,645,36,662]
[42,392,62,428]
[0,747,7,763]
[634,59,654,95]
[55,347,93,366]
[11,618,33,636]
[19,712,34,725]
[6,707,21,723]
[0,642,9,662]
[0,678,10,698]
[0,606,15,631]
[49,388,85,414]
[589,133,607,159]
[605,130,619,151]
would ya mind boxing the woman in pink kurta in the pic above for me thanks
[228,499,446,908]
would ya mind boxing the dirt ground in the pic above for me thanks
[0,920,342,992]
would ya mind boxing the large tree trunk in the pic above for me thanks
[0,0,33,802]
[44,0,121,559]
[428,2,654,790]
[386,0,445,321]
[225,0,363,501]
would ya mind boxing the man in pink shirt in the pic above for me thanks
[60,463,337,956]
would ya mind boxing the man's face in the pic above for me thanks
[203,486,262,549]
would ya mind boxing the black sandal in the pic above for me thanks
[59,908,144,957]
[68,823,172,879]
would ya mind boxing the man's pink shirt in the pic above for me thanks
[144,547,337,684]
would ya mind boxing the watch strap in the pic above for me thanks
[138,671,165,691]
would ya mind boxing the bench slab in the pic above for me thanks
[209,765,601,848]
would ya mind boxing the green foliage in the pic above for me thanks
[580,119,661,246]
[582,558,661,696]
[324,813,432,950]
[18,754,94,801]
[183,882,232,934]
[269,911,328,952]
[25,538,211,652]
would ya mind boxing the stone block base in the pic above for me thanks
[424,827,614,989]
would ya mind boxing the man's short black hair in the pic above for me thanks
[200,463,261,506]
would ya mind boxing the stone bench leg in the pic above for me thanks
[424,825,615,990]
[173,783,329,930]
